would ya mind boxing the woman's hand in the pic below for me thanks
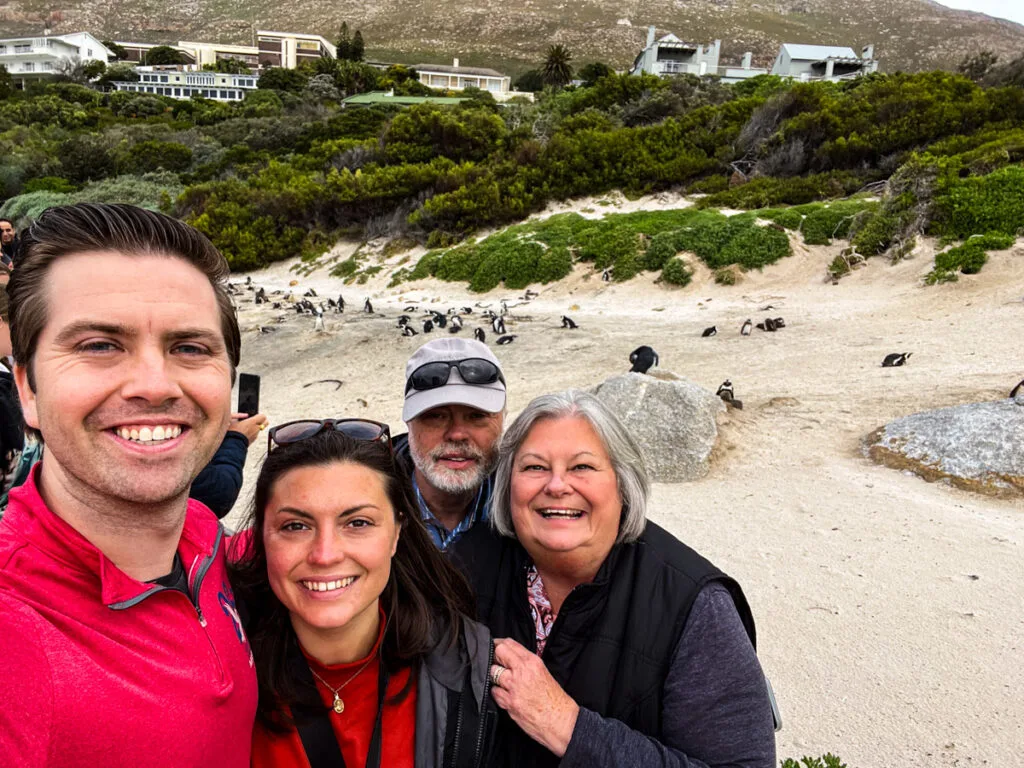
[490,637,580,757]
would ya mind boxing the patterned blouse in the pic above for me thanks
[525,564,557,656]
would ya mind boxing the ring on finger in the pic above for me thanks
[490,664,508,686]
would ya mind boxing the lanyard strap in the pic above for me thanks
[296,659,390,768]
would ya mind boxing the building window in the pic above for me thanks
[42,62,52,70]
[87,48,93,56]
[174,88,181,96]
[160,75,168,83]
[23,62,34,72]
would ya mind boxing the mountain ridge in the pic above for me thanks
[2,0,1022,75]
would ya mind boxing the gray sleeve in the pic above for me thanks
[559,583,776,768]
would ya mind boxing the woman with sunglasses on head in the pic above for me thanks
[230,419,501,768]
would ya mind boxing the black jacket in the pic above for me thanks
[452,521,755,767]
[189,431,249,519]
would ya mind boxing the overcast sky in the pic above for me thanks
[933,1,1024,26]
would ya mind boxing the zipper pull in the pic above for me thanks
[197,607,207,627]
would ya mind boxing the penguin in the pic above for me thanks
[402,325,418,337]
[474,327,486,343]
[701,326,717,337]
[337,295,345,313]
[523,290,539,299]
[1010,378,1024,399]
[450,315,463,331]
[396,315,410,328]
[740,319,752,336]
[434,313,447,329]
[423,319,433,333]
[294,303,304,315]
[629,346,659,374]
[601,269,611,282]
[272,302,282,310]
[761,317,777,332]
[258,326,276,334]
[881,352,911,367]
[245,276,253,288]
[773,317,786,328]
[561,315,578,329]
[461,307,473,315]
[492,316,506,335]
[327,298,337,309]
[304,288,318,298]
[314,309,325,333]
[255,287,267,304]
[496,335,517,345]
[363,298,373,314]
[716,379,744,410]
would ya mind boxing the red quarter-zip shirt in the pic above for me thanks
[0,465,258,767]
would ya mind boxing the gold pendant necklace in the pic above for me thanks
[310,650,378,716]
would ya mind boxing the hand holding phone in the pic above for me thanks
[237,373,260,418]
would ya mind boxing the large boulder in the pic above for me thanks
[591,373,724,482]
[865,398,1024,498]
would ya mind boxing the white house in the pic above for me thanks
[631,27,721,77]
[771,44,878,81]
[0,32,112,85]
[257,31,336,68]
[413,58,511,97]
[110,67,259,102]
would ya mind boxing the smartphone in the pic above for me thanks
[237,373,260,418]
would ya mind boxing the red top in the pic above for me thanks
[0,465,258,768]
[251,610,416,768]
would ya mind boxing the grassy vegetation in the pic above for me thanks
[926,231,1015,283]
[0,62,1021,286]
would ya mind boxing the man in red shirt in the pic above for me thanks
[0,203,258,767]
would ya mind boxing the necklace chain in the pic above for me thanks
[310,650,378,715]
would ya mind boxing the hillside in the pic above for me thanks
[3,0,1024,74]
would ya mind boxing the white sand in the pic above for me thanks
[225,201,1024,767]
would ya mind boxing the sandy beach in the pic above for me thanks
[224,196,1024,767]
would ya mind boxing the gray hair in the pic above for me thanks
[490,389,650,544]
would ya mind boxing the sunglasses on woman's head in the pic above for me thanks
[267,418,391,452]
[405,358,505,394]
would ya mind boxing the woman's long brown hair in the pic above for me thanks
[228,429,476,730]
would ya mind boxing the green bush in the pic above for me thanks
[661,257,692,286]
[128,140,193,174]
[928,231,1014,281]
[931,165,1024,238]
[642,231,679,271]
[714,267,737,285]
[781,755,847,768]
[696,172,866,209]
[799,199,878,244]
[23,176,77,194]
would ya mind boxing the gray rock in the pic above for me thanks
[865,398,1024,498]
[591,373,724,482]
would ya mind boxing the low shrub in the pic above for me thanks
[696,172,867,210]
[661,257,692,286]
[714,266,737,285]
[642,231,679,271]
[931,165,1024,239]
[928,231,1014,282]
[781,755,847,768]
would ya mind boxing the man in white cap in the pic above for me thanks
[393,338,506,550]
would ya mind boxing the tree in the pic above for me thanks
[513,68,545,92]
[957,51,998,82]
[102,41,129,61]
[351,31,365,62]
[258,67,309,92]
[0,64,14,100]
[542,45,574,88]
[144,46,188,66]
[81,60,107,81]
[202,58,251,74]
[578,61,613,87]
[336,22,351,60]
[96,63,139,88]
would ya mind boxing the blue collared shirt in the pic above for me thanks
[412,472,493,551]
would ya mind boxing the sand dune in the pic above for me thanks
[225,214,1024,767]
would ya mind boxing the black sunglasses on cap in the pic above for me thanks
[405,358,505,395]
[267,418,391,452]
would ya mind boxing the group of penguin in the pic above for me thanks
[394,304,520,345]
[701,317,787,338]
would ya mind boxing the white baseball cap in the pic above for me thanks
[402,338,506,422]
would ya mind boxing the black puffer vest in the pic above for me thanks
[452,521,755,767]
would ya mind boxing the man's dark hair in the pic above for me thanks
[229,429,475,731]
[6,203,240,389]
[0,218,13,229]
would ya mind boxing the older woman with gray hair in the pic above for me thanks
[452,389,776,768]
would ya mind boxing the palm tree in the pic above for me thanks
[542,44,574,88]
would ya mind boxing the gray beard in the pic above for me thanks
[408,435,494,495]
